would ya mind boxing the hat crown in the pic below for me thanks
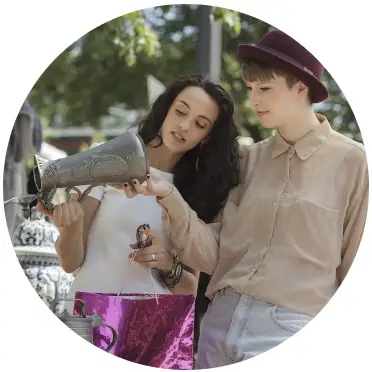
[257,30,324,79]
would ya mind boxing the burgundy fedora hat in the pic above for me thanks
[237,29,328,103]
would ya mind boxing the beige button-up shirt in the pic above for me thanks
[158,115,369,316]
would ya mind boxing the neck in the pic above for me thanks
[278,107,320,145]
[146,144,182,173]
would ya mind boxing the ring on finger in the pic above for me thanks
[152,254,155,261]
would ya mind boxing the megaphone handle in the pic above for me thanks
[80,184,101,203]
[38,189,56,212]
[37,184,103,213]
[65,184,103,203]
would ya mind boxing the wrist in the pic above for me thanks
[158,251,174,273]
[157,253,183,288]
[157,184,174,200]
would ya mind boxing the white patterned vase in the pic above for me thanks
[12,207,74,314]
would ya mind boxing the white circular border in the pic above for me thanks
[1,1,371,371]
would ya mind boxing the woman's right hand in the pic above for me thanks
[37,198,84,228]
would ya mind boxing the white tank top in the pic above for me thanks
[65,167,173,313]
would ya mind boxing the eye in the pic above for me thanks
[175,109,186,116]
[260,87,271,92]
[196,121,206,129]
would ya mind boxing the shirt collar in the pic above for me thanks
[272,114,332,160]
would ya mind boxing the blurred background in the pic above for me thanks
[3,4,362,358]
[27,5,361,154]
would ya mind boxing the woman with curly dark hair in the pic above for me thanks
[137,74,241,224]
[37,73,241,306]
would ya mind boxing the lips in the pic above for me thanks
[256,111,269,117]
[171,131,186,143]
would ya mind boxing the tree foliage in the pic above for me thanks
[28,5,361,142]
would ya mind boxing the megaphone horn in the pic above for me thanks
[4,132,150,218]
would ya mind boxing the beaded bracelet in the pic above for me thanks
[158,253,183,288]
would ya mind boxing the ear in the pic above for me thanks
[296,81,309,99]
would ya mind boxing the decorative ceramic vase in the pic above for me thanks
[12,207,74,314]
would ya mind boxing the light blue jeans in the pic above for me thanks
[196,287,314,369]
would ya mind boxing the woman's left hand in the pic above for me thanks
[129,230,174,272]
[109,171,173,200]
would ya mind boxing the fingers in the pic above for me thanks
[133,244,160,255]
[52,200,84,228]
[107,182,137,198]
[122,183,137,199]
[61,202,71,226]
[36,202,53,217]
[131,252,158,262]
[119,175,161,198]
[123,178,151,197]
[53,205,63,227]
[129,233,162,267]
[130,245,174,272]
[144,174,174,198]
[72,199,84,220]
[108,183,137,200]
[130,250,161,270]
[146,175,156,194]
[135,260,158,270]
[143,228,159,245]
[130,243,139,250]
[149,169,162,181]
[131,179,149,195]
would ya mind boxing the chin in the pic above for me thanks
[257,117,277,130]
[259,121,277,129]
[163,136,186,154]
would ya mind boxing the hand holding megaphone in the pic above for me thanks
[109,169,173,200]
[37,198,84,228]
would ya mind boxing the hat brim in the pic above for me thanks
[237,44,328,103]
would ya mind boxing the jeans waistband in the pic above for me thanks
[217,286,272,306]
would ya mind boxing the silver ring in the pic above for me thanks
[152,254,155,261]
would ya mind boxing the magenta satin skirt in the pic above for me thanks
[73,292,195,370]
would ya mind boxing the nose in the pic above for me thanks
[249,89,260,108]
[178,118,192,131]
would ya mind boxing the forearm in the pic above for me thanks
[157,187,220,275]
[56,223,85,273]
[56,192,101,273]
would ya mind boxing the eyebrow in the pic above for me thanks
[177,100,212,124]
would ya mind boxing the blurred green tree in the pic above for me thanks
[28,5,361,142]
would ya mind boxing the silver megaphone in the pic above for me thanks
[4,132,149,218]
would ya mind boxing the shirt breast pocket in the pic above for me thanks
[286,197,343,266]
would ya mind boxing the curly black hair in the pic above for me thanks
[137,74,241,223]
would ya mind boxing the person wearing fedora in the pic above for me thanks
[122,29,369,368]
